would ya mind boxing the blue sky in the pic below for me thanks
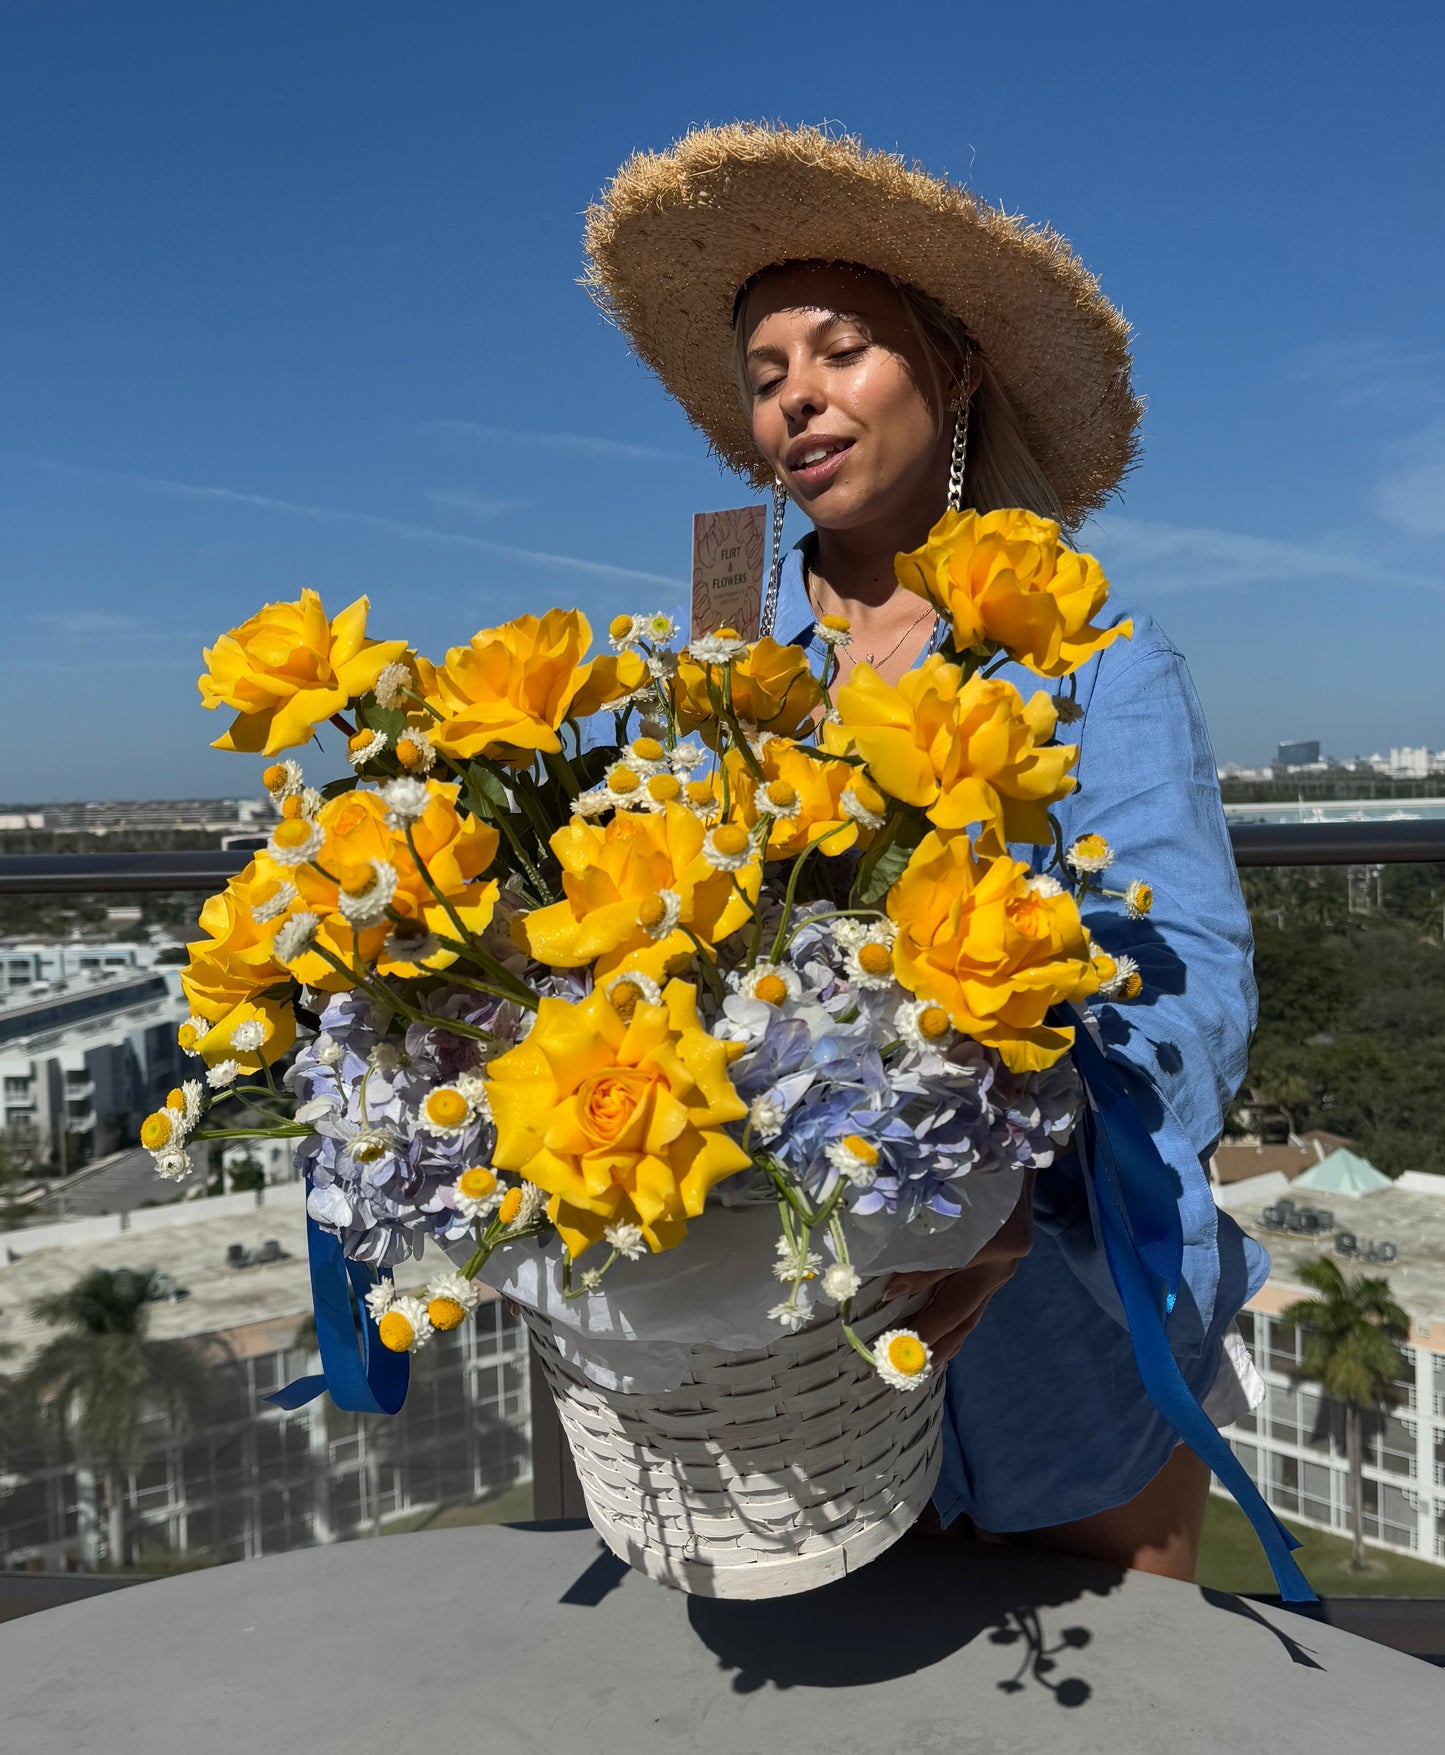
[2,0,1442,801]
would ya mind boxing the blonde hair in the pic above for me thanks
[733,265,1067,527]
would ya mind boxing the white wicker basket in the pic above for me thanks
[523,1279,946,1599]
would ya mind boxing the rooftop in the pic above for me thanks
[0,1184,449,1370]
[1219,1172,1445,1336]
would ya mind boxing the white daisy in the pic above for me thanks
[376,1295,433,1354]
[347,728,389,769]
[604,1221,647,1260]
[368,1041,406,1077]
[579,1267,605,1292]
[336,858,400,930]
[603,971,663,1021]
[1124,879,1154,919]
[607,612,641,651]
[640,611,678,644]
[393,724,437,774]
[814,615,853,648]
[1065,834,1114,875]
[735,963,802,1008]
[571,787,612,818]
[622,736,668,776]
[363,1280,397,1322]
[1027,873,1065,897]
[262,758,304,798]
[346,1126,397,1165]
[768,1297,813,1332]
[825,1133,882,1187]
[250,879,298,924]
[748,1094,785,1140]
[382,776,431,829]
[873,1328,933,1392]
[755,778,802,820]
[636,889,682,940]
[821,1262,861,1302]
[266,817,325,867]
[645,649,678,681]
[894,997,955,1054]
[152,1147,192,1182]
[840,783,886,831]
[452,1166,502,1221]
[425,1271,482,1329]
[418,1084,475,1139]
[314,1033,343,1067]
[372,662,412,710]
[273,911,320,964]
[299,786,325,819]
[668,741,707,774]
[844,928,897,991]
[773,1236,822,1283]
[830,916,872,951]
[702,824,754,872]
[687,631,748,665]
[1098,951,1141,1000]
[205,1059,241,1090]
[229,1017,269,1054]
[510,1183,549,1229]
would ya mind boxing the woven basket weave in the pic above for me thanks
[523,1280,946,1599]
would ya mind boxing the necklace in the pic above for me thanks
[805,561,937,672]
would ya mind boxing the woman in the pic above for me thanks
[583,124,1276,1587]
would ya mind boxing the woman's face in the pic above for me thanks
[740,263,951,535]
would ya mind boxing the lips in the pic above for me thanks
[786,436,855,489]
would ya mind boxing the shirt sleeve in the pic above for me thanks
[1034,623,1266,1351]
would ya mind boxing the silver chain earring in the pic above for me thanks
[946,398,970,514]
[759,476,788,639]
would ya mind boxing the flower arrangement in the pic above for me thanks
[146,506,1151,1401]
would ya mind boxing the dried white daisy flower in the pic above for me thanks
[687,631,748,665]
[372,662,412,710]
[266,817,325,867]
[873,1328,933,1391]
[749,1093,786,1140]
[701,823,754,872]
[336,858,400,930]
[452,1165,503,1221]
[821,1262,861,1302]
[375,1295,433,1354]
[347,728,389,769]
[571,787,611,818]
[250,879,298,924]
[736,963,802,1007]
[604,1221,647,1260]
[768,1297,813,1333]
[894,997,955,1054]
[1065,834,1114,875]
[814,614,852,648]
[205,1059,241,1090]
[393,724,437,774]
[382,776,430,829]
[417,1084,474,1140]
[1124,879,1154,919]
[825,1133,882,1187]
[273,911,320,964]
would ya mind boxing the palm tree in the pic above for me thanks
[22,1267,211,1569]
[1279,1257,1410,1571]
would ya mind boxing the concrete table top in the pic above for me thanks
[1,1521,1438,1753]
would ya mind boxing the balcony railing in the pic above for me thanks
[2,820,1443,1544]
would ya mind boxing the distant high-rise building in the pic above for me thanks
[1275,739,1321,768]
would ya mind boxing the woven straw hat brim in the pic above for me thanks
[583,123,1142,527]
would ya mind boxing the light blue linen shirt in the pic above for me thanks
[767,542,1269,1530]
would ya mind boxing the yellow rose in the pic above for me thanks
[180,858,294,1021]
[516,804,758,981]
[417,609,593,763]
[197,591,409,755]
[724,738,870,861]
[567,650,650,720]
[887,833,1097,1071]
[675,638,822,741]
[287,783,500,987]
[486,980,750,1255]
[830,656,1076,856]
[895,508,1132,678]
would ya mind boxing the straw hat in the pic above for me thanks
[583,122,1142,527]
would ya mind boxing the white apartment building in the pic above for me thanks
[0,1190,532,1569]
[1217,1172,1445,1563]
[0,937,163,998]
[0,964,189,1167]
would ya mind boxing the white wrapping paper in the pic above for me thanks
[457,1164,1023,1392]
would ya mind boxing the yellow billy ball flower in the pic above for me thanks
[424,1088,470,1129]
[885,1332,927,1375]
[394,731,429,769]
[376,1301,431,1354]
[177,1020,201,1053]
[428,1297,466,1331]
[140,1111,173,1152]
[609,614,636,643]
[842,1135,879,1167]
[856,941,892,978]
[457,1166,497,1202]
[919,1004,951,1041]
[631,736,665,764]
[280,793,307,820]
[646,773,682,804]
[1120,970,1144,1000]
[753,971,789,1007]
[607,978,645,1019]
[684,779,717,809]
[607,764,642,796]
[261,763,290,792]
[496,1186,525,1226]
[765,780,797,810]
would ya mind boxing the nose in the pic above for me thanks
[777,355,827,429]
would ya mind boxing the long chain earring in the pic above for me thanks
[946,396,970,514]
[759,475,788,639]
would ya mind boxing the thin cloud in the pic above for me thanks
[425,488,529,522]
[417,420,686,464]
[1086,513,1444,597]
[1290,337,1445,411]
[1374,427,1445,538]
[2,453,684,590]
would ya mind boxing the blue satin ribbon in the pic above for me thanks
[1071,1022,1314,1602]
[267,1189,410,1415]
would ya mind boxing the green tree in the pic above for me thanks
[22,1267,211,1568]
[1279,1258,1410,1571]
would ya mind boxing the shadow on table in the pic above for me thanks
[683,1529,1123,1702]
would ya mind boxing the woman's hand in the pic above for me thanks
[885,1168,1038,1365]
